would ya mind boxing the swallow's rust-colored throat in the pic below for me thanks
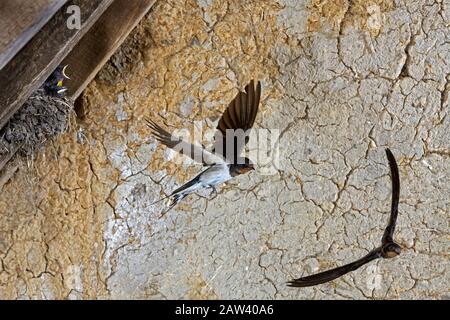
[238,166,254,174]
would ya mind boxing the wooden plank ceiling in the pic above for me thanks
[0,0,69,70]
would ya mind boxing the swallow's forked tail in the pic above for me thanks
[153,192,188,217]
[151,174,202,216]
[162,193,187,215]
[151,190,190,217]
[150,194,171,206]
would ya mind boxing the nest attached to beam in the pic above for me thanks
[0,88,73,157]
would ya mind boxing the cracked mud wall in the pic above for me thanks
[0,0,449,299]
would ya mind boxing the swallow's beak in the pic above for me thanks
[62,65,71,80]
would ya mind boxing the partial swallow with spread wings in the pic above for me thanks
[147,80,261,213]
[288,148,401,287]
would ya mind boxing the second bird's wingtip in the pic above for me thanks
[385,148,397,161]
[385,147,394,157]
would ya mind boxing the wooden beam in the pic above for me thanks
[0,0,114,130]
[0,0,69,70]
[64,0,156,99]
[0,0,156,173]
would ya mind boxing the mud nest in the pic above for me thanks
[0,89,73,156]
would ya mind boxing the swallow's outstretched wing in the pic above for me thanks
[287,249,382,288]
[213,80,261,163]
[146,80,260,165]
[146,119,225,165]
[382,148,400,244]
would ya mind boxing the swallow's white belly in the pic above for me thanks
[170,163,231,198]
[199,163,232,187]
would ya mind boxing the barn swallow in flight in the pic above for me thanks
[146,80,261,214]
[288,148,401,288]
[43,65,70,97]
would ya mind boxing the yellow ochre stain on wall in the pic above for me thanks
[307,0,395,36]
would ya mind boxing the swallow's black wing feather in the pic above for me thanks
[146,118,224,165]
[214,80,261,163]
[382,148,400,244]
[287,249,382,288]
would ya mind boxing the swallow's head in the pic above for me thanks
[43,65,70,97]
[382,242,402,258]
[231,158,255,175]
